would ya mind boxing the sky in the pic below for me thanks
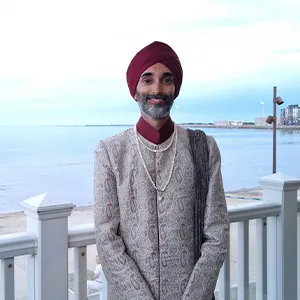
[0,0,300,125]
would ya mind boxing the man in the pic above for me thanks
[94,41,229,300]
[87,255,103,297]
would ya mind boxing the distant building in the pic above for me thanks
[280,104,300,125]
[214,120,229,127]
[228,120,243,126]
[280,108,286,125]
[255,117,270,127]
[214,120,243,127]
[255,117,265,126]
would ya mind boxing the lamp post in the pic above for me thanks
[261,102,264,116]
[266,86,284,173]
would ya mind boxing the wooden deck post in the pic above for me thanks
[21,193,75,300]
[259,172,300,300]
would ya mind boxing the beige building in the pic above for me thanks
[214,120,230,127]
[214,120,243,127]
[280,105,300,125]
[255,117,279,126]
[255,117,269,127]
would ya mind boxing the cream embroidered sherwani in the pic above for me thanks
[94,126,229,300]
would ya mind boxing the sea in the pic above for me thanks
[0,125,299,213]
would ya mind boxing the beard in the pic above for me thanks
[135,92,175,120]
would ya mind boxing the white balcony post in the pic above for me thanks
[259,173,300,300]
[21,193,75,300]
[0,258,15,300]
[298,211,300,300]
[101,268,108,300]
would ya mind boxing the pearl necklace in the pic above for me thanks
[135,126,176,153]
[134,125,177,192]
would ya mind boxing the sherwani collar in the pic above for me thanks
[135,116,174,145]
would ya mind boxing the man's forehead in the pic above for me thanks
[141,63,172,76]
[140,71,173,78]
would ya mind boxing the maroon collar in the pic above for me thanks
[136,116,174,144]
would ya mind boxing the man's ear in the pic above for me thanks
[133,93,138,102]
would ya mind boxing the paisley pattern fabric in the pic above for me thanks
[93,126,229,300]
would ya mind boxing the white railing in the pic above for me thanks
[216,173,300,300]
[0,232,37,300]
[0,172,299,300]
[217,204,281,300]
[68,224,107,300]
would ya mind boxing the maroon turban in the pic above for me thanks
[126,41,183,99]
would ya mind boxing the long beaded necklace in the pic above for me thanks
[134,125,177,193]
[136,128,176,153]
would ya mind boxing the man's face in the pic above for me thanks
[134,63,175,120]
[96,255,100,264]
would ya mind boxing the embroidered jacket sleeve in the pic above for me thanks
[93,141,155,300]
[182,136,230,300]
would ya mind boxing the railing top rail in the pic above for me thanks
[0,232,37,259]
[0,201,291,256]
[68,223,95,248]
[67,202,286,247]
[66,202,285,248]
[228,202,282,223]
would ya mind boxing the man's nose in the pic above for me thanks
[151,81,163,94]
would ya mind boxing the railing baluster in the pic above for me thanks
[27,254,36,300]
[297,212,300,300]
[0,258,15,300]
[217,233,231,300]
[238,221,249,300]
[101,268,108,300]
[267,216,277,300]
[74,246,87,300]
[256,218,267,300]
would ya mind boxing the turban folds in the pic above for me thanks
[126,41,183,99]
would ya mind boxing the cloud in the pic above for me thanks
[1,0,299,81]
[0,0,299,124]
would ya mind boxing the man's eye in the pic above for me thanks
[163,78,173,83]
[142,79,152,84]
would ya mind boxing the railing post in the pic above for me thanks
[298,210,300,300]
[259,172,300,300]
[21,193,75,300]
[0,258,15,300]
[101,268,108,300]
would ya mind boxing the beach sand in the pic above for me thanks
[0,187,264,235]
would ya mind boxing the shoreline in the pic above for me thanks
[0,187,264,216]
[0,205,95,235]
[83,124,300,129]
[85,124,300,130]
[2,124,300,130]
[180,124,300,130]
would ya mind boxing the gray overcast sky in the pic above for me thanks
[0,0,300,125]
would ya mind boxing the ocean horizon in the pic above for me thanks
[0,125,299,213]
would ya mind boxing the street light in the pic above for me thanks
[261,102,264,116]
[266,86,284,174]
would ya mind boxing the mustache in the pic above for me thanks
[146,94,168,101]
